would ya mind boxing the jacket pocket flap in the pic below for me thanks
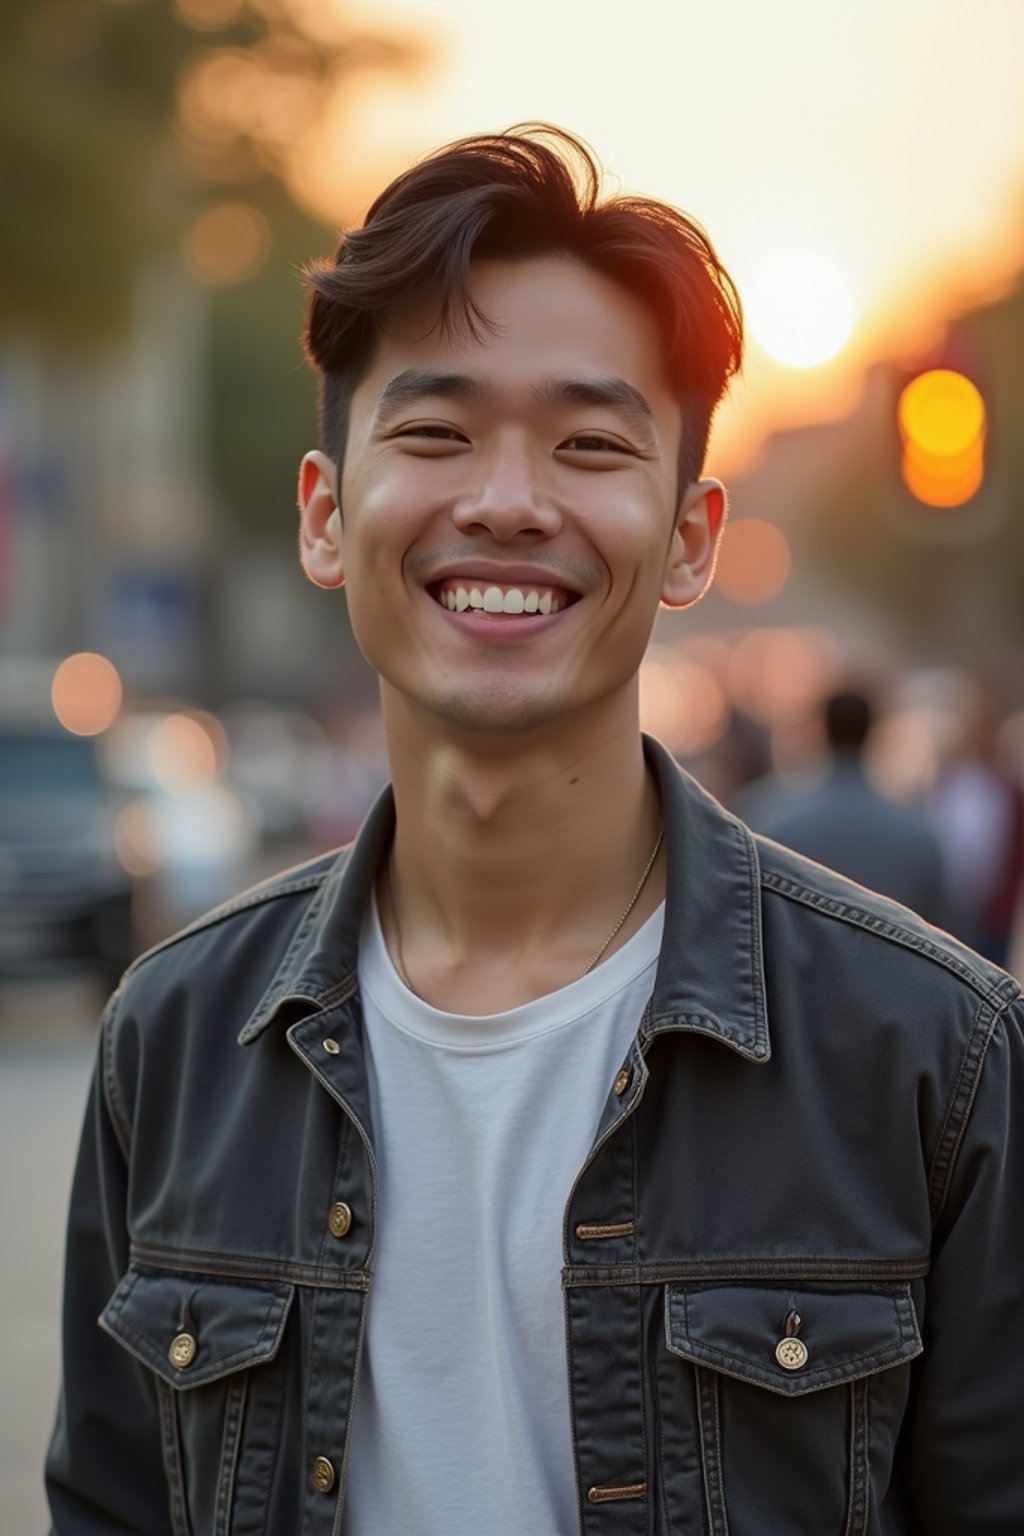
[665,1281,922,1397]
[100,1268,294,1391]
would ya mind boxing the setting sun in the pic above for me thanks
[745,249,857,369]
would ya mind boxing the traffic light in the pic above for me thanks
[891,348,1001,543]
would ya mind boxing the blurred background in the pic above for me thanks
[2,0,1024,1524]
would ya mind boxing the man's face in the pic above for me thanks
[300,255,724,737]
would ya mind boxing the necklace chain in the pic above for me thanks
[381,821,664,995]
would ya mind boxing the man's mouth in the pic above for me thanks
[430,579,578,617]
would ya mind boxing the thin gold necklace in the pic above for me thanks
[381,821,664,994]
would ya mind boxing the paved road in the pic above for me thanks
[0,979,105,1534]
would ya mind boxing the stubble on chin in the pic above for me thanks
[417,676,565,737]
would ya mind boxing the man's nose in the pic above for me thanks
[450,444,562,542]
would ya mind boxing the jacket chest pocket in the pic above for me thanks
[101,1268,294,1536]
[663,1282,923,1536]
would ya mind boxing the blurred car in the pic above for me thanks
[0,722,137,984]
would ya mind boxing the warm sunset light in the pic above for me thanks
[745,249,857,369]
[898,368,986,507]
[715,518,792,606]
[50,653,123,737]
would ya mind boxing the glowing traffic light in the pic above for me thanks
[897,368,986,508]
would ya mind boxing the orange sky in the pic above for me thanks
[292,0,1024,472]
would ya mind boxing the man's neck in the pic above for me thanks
[379,697,664,1012]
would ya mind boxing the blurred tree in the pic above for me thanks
[0,0,425,549]
[0,0,418,347]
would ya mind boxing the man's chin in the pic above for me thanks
[407,681,566,739]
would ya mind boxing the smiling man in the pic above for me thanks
[47,128,1024,1535]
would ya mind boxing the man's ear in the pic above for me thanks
[298,450,344,589]
[660,478,727,609]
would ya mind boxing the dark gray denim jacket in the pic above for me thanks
[46,739,1024,1534]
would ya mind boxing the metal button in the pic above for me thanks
[328,1201,352,1238]
[322,1038,340,1055]
[168,1332,197,1370]
[613,1068,631,1096]
[775,1336,809,1370]
[311,1455,336,1494]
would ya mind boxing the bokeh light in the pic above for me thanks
[898,369,985,457]
[51,653,123,737]
[114,800,162,878]
[147,712,227,793]
[715,518,792,606]
[183,202,271,285]
[727,627,840,724]
[639,650,730,757]
[897,368,986,508]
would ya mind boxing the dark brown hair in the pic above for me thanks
[302,125,743,490]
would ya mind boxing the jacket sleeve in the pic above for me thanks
[45,992,172,1534]
[907,993,1024,1530]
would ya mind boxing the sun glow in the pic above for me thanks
[745,249,857,370]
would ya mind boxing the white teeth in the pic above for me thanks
[438,583,569,615]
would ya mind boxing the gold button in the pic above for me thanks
[328,1201,352,1238]
[323,1038,340,1055]
[168,1332,197,1370]
[311,1455,336,1493]
[775,1336,808,1370]
[613,1068,631,1096]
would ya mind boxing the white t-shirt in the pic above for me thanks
[342,896,664,1536]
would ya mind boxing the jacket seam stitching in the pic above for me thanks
[121,868,336,980]
[128,1245,370,1289]
[928,995,1006,1222]
[563,1260,929,1286]
[101,1001,132,1161]
[739,821,767,1051]
[759,869,1018,1006]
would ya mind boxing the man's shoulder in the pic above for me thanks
[752,827,1018,1009]
[113,844,352,1007]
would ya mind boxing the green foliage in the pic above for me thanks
[0,0,417,349]
[204,184,322,536]
[1,0,423,545]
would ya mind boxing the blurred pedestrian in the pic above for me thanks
[744,688,951,926]
[930,685,1024,966]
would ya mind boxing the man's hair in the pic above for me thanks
[302,125,743,492]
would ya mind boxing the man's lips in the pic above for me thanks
[428,577,580,617]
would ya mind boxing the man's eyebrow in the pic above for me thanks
[534,377,657,441]
[373,369,486,421]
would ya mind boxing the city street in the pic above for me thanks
[0,978,105,1533]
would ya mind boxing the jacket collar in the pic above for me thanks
[240,735,769,1062]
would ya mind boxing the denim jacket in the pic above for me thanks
[46,739,1024,1534]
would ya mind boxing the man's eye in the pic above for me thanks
[560,434,626,453]
[397,424,468,441]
